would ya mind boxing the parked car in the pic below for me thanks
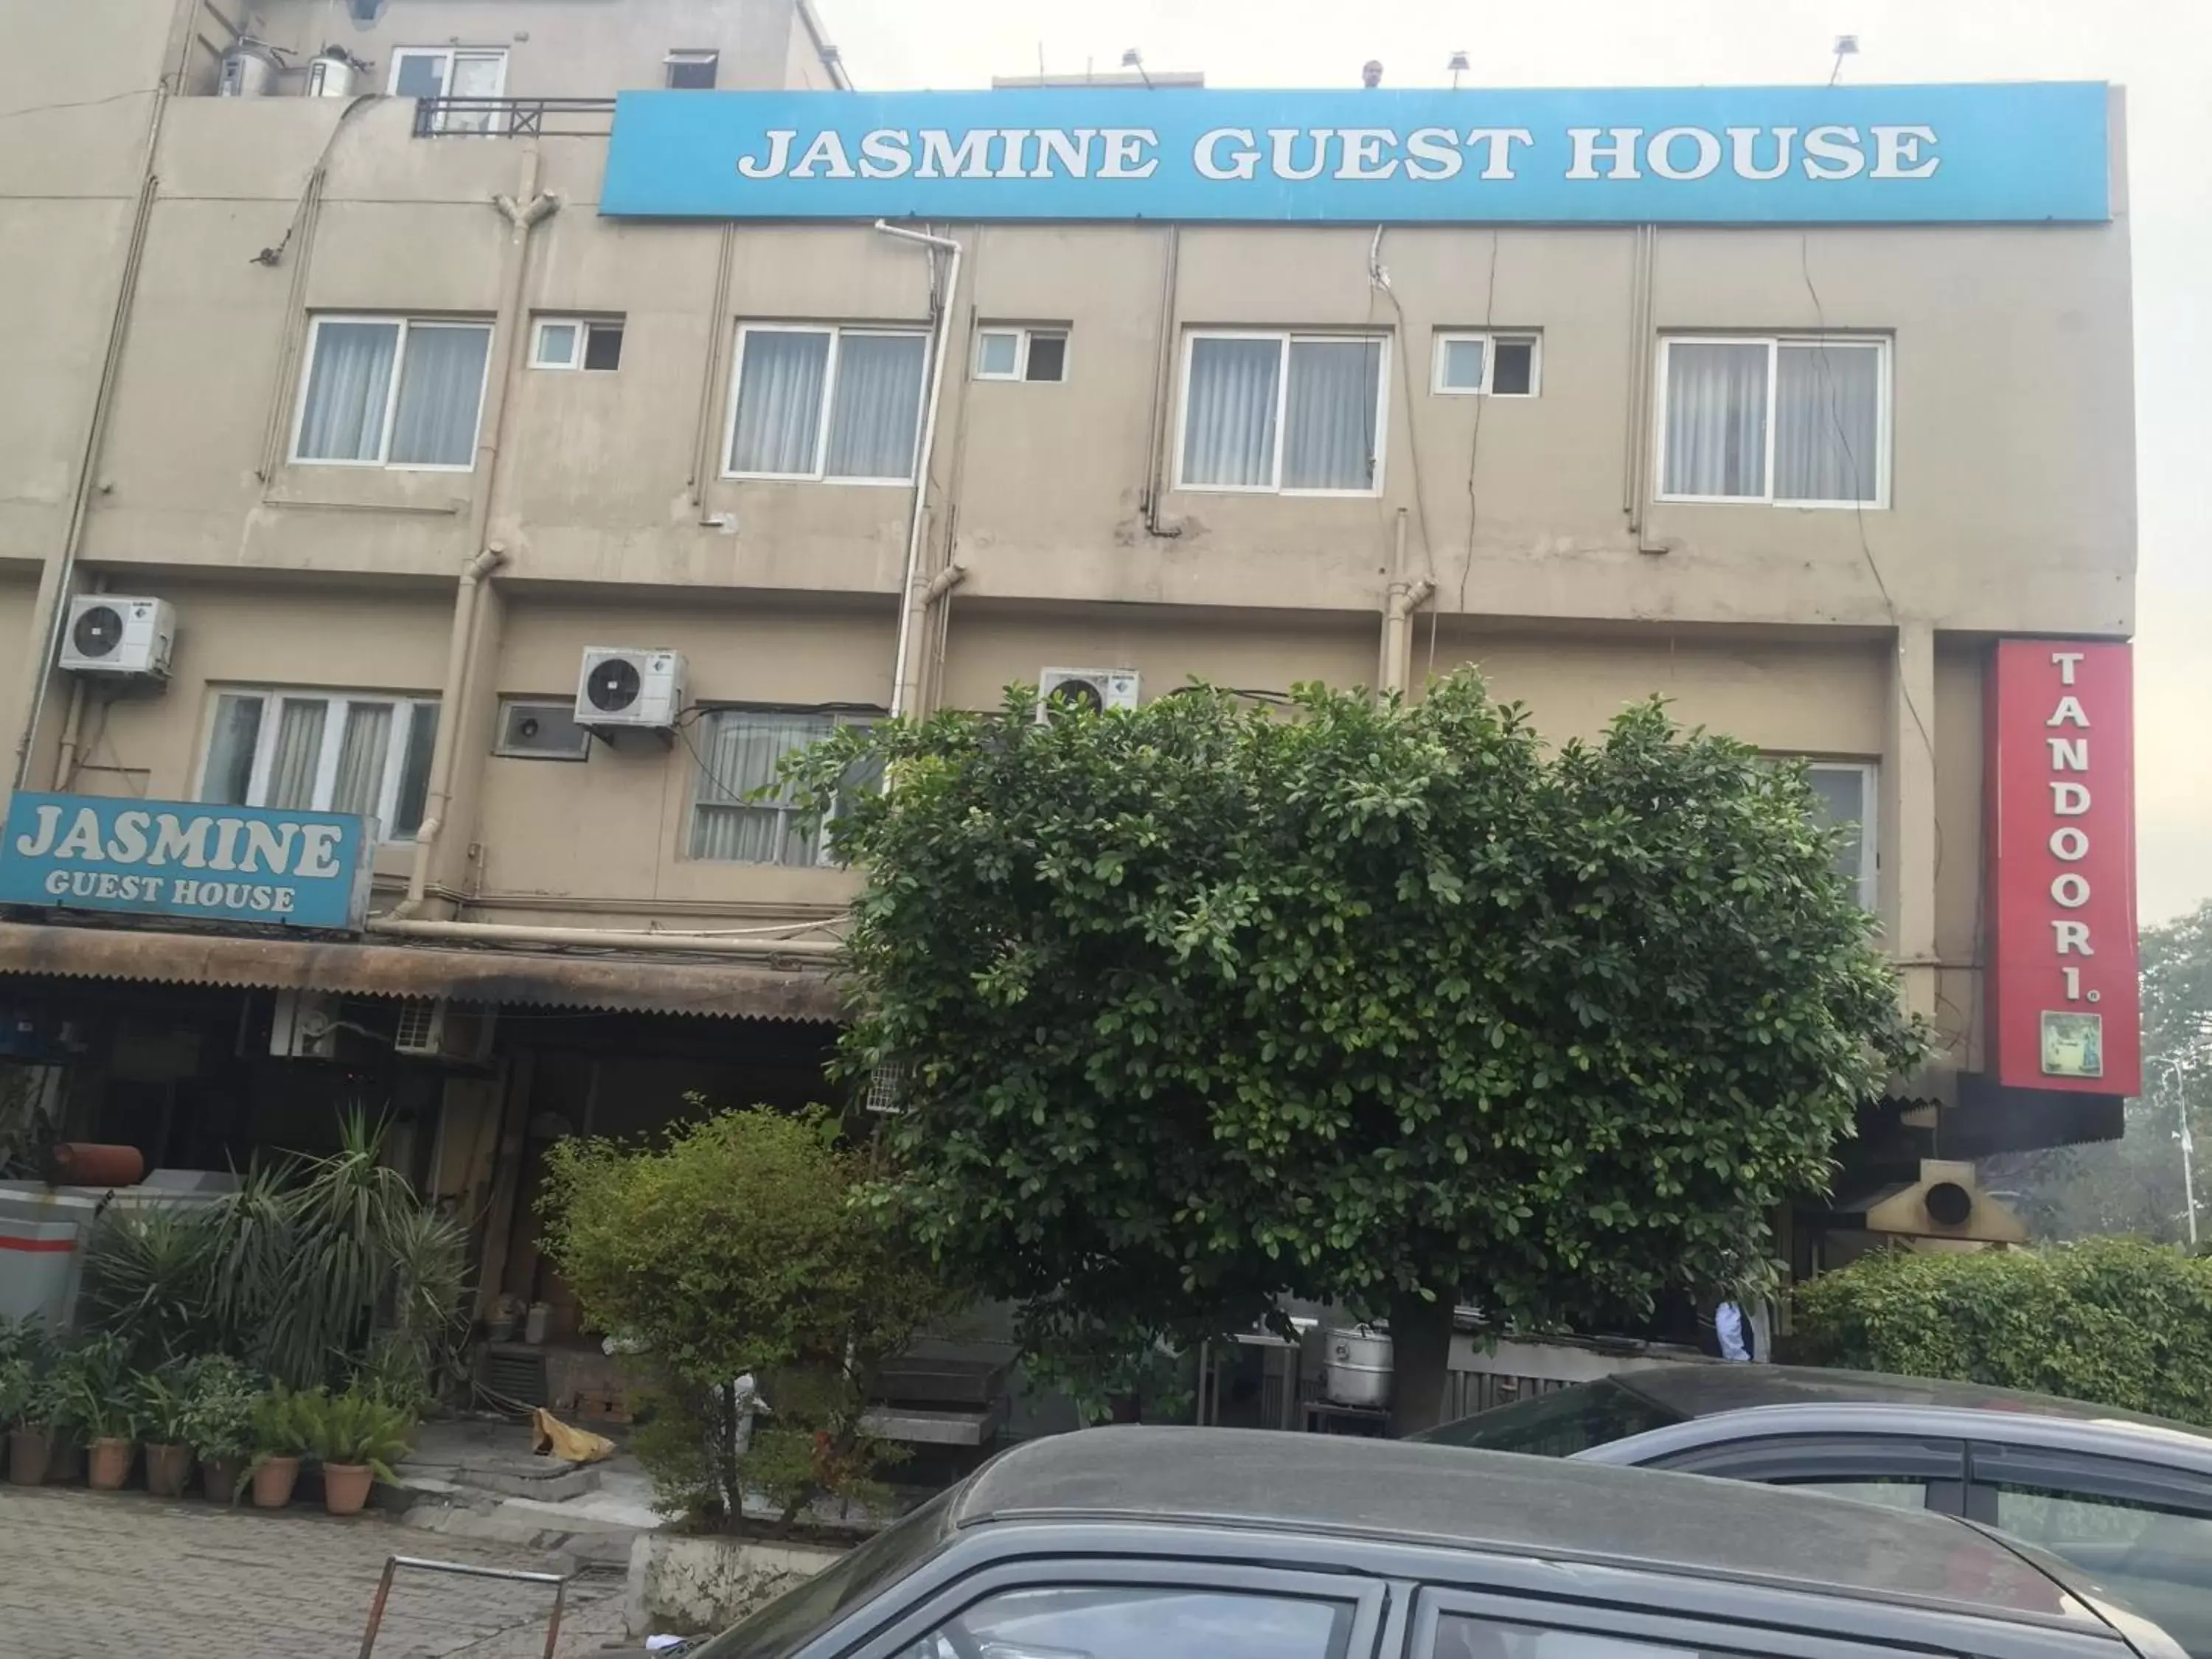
[1416,1363,2212,1657]
[684,1426,2183,1659]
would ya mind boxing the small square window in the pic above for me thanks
[975,330,1020,379]
[532,321,580,369]
[532,318,623,372]
[975,325,1069,384]
[1433,331,1540,397]
[1023,331,1068,383]
[582,322,624,372]
[666,50,718,90]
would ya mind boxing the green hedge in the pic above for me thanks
[1792,1238,2212,1427]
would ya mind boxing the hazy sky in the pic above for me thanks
[819,0,2211,927]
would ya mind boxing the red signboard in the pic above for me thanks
[1986,640,2140,1096]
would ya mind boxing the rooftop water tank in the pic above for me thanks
[216,38,280,97]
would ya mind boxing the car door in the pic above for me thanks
[1638,1433,1969,1515]
[1966,1441,2212,1659]
[819,1554,1391,1659]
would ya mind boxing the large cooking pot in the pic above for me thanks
[1324,1325,1393,1408]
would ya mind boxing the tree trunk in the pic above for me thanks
[1388,1293,1455,1436]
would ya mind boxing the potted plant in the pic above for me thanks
[300,1385,412,1516]
[244,1385,313,1509]
[1,1356,49,1486]
[178,1354,260,1503]
[136,1370,196,1498]
[47,1334,135,1490]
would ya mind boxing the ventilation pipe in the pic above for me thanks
[1379,509,1433,698]
[874,220,964,720]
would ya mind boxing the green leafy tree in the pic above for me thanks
[538,1104,956,1530]
[793,673,1924,1427]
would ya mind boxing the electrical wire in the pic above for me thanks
[1427,232,1503,681]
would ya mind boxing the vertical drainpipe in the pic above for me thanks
[394,147,558,917]
[874,221,964,722]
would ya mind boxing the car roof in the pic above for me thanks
[949,1427,2088,1627]
[1608,1363,2212,1441]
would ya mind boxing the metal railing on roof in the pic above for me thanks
[410,97,616,139]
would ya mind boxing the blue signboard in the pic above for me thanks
[601,83,2110,225]
[0,794,372,930]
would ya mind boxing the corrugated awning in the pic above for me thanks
[0,919,845,1023]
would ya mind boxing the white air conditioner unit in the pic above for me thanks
[60,597,175,680]
[1038,667,1140,716]
[392,998,497,1063]
[575,647,686,739]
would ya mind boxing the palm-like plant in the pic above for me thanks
[298,1385,413,1481]
[135,1370,195,1445]
[46,1334,136,1441]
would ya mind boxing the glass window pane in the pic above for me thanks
[825,332,928,479]
[534,322,578,367]
[1784,1478,1929,1510]
[1283,337,1382,491]
[392,703,439,837]
[330,702,393,824]
[1182,335,1281,487]
[441,52,505,133]
[730,330,830,474]
[1994,1487,2212,1659]
[392,53,447,99]
[689,712,835,866]
[582,324,624,372]
[296,320,400,462]
[1663,341,1769,498]
[1776,343,1880,502]
[975,330,1020,377]
[266,699,328,810]
[940,1586,1353,1659]
[1493,338,1536,395]
[1419,1377,1686,1454]
[1435,1617,1697,1659]
[1804,765,1869,902]
[1439,336,1485,391]
[1023,332,1068,382]
[389,324,491,466]
[201,695,264,805]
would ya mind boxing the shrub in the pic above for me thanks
[1793,1238,2212,1426]
[45,1333,136,1441]
[538,1104,959,1531]
[178,1355,262,1461]
[136,1370,195,1445]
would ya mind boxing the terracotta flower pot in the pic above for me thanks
[87,1436,135,1491]
[145,1442,194,1498]
[321,1461,375,1516]
[250,1454,299,1509]
[47,1437,83,1484]
[201,1454,243,1503]
[7,1427,52,1486]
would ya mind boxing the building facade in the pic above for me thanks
[0,0,2140,1340]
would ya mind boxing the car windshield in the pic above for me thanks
[692,1489,957,1659]
[1416,1379,1688,1456]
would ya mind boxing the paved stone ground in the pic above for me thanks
[0,1486,631,1659]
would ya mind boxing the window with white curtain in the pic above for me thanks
[291,316,493,469]
[198,689,440,841]
[724,324,929,483]
[688,709,880,866]
[389,47,508,133]
[1658,336,1887,507]
[1177,330,1388,495]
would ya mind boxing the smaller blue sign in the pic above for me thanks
[0,794,372,931]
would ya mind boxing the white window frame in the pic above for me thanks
[686,707,880,869]
[973,324,1071,383]
[1805,759,1879,911]
[195,688,439,843]
[721,322,931,487]
[664,49,720,88]
[288,314,495,472]
[1172,328,1391,498]
[1431,330,1542,397]
[388,46,509,132]
[530,317,622,372]
[1654,334,1891,509]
